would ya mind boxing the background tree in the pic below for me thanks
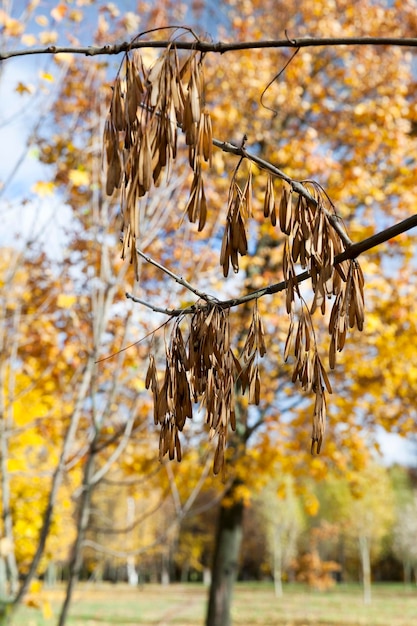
[257,475,305,597]
[390,467,417,584]
[317,464,395,603]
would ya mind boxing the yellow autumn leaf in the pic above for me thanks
[69,9,83,22]
[21,34,37,47]
[35,15,49,27]
[4,17,24,37]
[40,71,54,82]
[68,169,90,187]
[29,579,42,594]
[304,493,320,516]
[39,30,58,45]
[42,600,53,620]
[7,458,25,472]
[57,293,77,308]
[32,181,55,197]
[54,52,74,65]
[51,4,67,22]
[15,81,33,95]
[134,378,146,392]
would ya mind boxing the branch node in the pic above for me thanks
[285,30,297,46]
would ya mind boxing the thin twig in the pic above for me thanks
[214,139,354,248]
[125,292,197,316]
[2,36,417,61]
[136,248,217,303]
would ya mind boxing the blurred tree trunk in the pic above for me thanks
[359,534,371,605]
[206,480,244,626]
[403,558,412,585]
[58,449,96,626]
[273,525,283,598]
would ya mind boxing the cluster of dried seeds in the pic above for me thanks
[273,180,365,449]
[146,305,243,474]
[328,260,365,369]
[281,183,349,313]
[284,307,332,452]
[239,303,267,406]
[263,174,278,225]
[145,301,269,474]
[104,46,212,277]
[145,324,191,463]
[220,166,253,276]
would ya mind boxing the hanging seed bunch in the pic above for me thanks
[274,179,365,449]
[104,43,212,277]
[263,173,278,226]
[277,180,365,363]
[182,54,212,231]
[281,182,348,313]
[220,164,253,276]
[145,304,242,475]
[328,259,364,369]
[145,321,191,463]
[239,302,267,406]
[284,304,332,453]
[189,305,239,474]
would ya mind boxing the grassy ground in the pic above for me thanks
[9,581,417,626]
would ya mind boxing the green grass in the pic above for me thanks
[9,582,417,626]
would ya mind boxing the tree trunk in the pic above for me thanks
[57,450,95,626]
[403,557,412,585]
[358,535,371,605]
[273,525,283,598]
[206,483,244,626]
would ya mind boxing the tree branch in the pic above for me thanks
[127,213,417,316]
[218,213,417,308]
[125,292,196,316]
[2,36,417,61]
[215,140,354,248]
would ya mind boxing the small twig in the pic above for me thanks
[136,248,217,303]
[125,291,195,316]
[213,139,353,249]
[260,47,300,116]
[95,320,169,363]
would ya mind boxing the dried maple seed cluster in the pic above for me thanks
[281,182,349,315]
[104,46,212,277]
[273,180,364,449]
[284,307,332,452]
[145,306,239,474]
[328,260,365,369]
[220,165,253,276]
[145,303,268,474]
[239,303,267,405]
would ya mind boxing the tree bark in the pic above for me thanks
[206,482,244,626]
[57,450,95,626]
[403,557,411,585]
[273,525,283,598]
[359,534,372,605]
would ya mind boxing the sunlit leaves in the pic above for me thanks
[31,180,55,196]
